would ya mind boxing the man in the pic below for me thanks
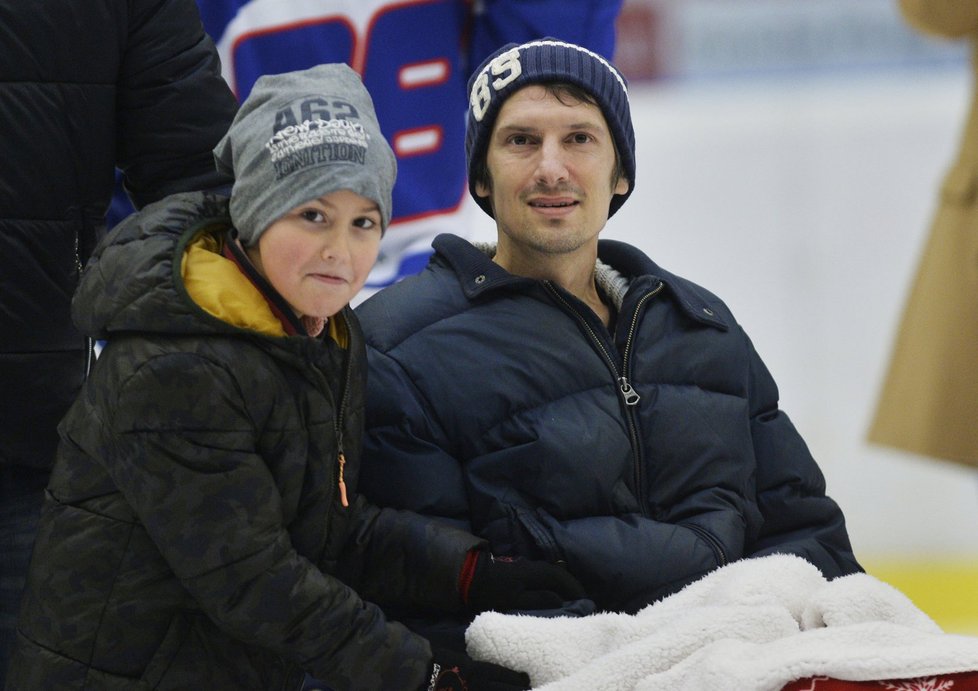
[356,38,862,647]
[0,0,238,681]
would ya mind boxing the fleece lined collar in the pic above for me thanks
[432,233,729,332]
[469,240,630,311]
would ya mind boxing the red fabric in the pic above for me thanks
[782,671,978,690]
[457,548,482,604]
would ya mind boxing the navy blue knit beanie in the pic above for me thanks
[465,38,635,219]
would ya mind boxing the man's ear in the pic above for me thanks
[475,179,492,199]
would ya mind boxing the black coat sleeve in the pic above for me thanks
[116,0,238,208]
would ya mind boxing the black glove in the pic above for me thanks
[462,550,587,612]
[421,647,530,691]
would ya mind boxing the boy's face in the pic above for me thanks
[248,189,382,319]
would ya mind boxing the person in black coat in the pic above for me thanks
[356,38,862,651]
[0,0,238,681]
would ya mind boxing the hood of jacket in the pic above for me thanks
[72,191,243,340]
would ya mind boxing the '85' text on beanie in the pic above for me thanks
[464,38,635,219]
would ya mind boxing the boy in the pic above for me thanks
[6,64,582,691]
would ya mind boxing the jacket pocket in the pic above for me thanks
[509,506,563,563]
[682,522,729,568]
[141,611,298,690]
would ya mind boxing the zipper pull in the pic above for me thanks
[618,376,641,406]
[337,452,349,507]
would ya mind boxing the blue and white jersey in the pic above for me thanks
[196,0,622,297]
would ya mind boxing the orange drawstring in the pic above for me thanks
[337,452,349,507]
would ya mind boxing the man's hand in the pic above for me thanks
[422,647,530,691]
[461,549,586,612]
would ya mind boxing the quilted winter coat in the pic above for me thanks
[0,0,238,471]
[7,193,482,690]
[869,0,978,466]
[357,234,861,640]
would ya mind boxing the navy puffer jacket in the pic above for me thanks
[358,234,861,621]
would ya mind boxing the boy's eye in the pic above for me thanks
[300,209,326,223]
[353,216,378,230]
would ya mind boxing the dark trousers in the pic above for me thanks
[0,466,48,688]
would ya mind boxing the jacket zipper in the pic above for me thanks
[544,280,663,514]
[282,344,352,689]
[73,226,83,276]
[617,284,726,567]
[74,228,97,378]
[685,523,728,567]
[333,343,354,508]
[306,338,353,513]
[619,283,664,400]
[618,283,664,511]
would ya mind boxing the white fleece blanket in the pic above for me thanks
[465,555,978,690]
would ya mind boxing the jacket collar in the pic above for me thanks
[221,230,309,336]
[431,233,728,331]
[599,238,729,331]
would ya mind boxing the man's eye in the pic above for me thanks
[572,133,592,144]
[510,134,530,145]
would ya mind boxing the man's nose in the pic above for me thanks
[534,140,569,185]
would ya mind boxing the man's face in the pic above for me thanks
[475,85,629,260]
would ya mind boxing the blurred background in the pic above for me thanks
[467,0,978,633]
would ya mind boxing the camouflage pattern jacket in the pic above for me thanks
[8,192,482,691]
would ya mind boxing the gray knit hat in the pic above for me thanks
[465,38,634,219]
[214,63,396,246]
